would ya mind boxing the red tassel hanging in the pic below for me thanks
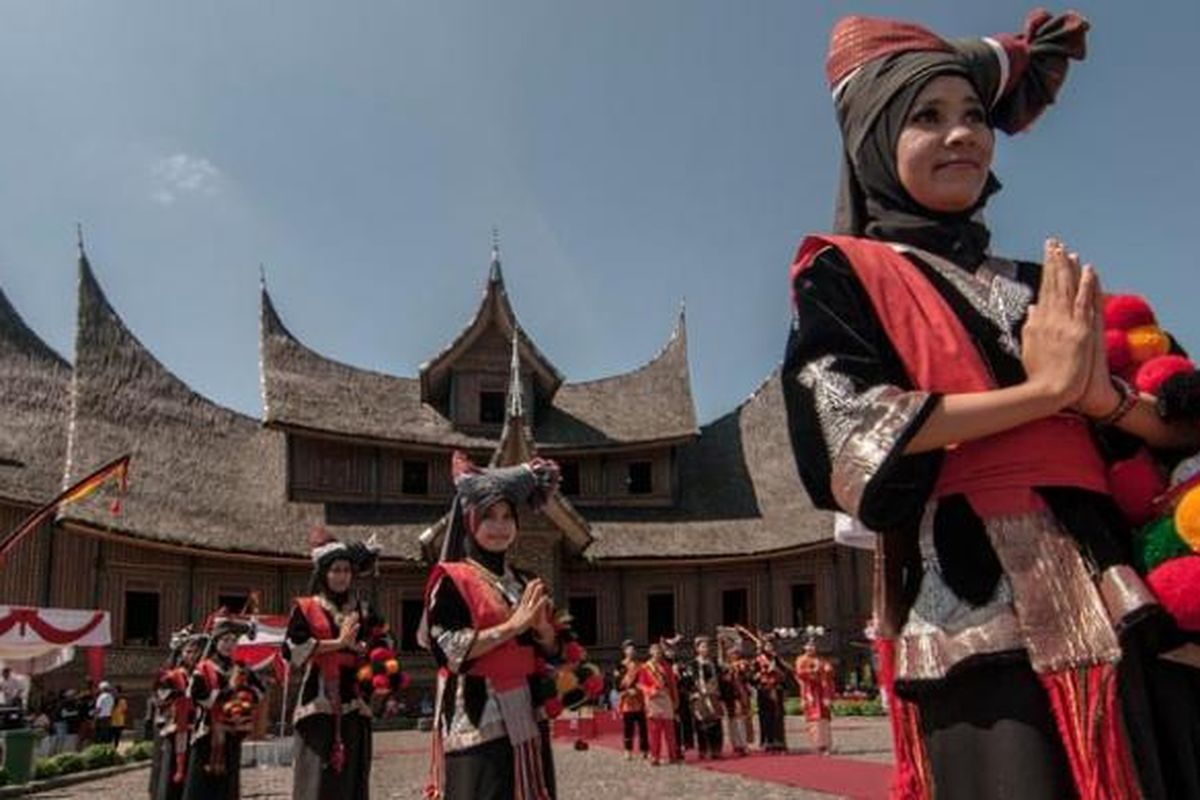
[1040,664,1140,800]
[873,638,931,800]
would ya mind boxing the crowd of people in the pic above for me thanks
[612,631,837,766]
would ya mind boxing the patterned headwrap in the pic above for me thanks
[308,526,382,591]
[437,451,560,563]
[827,9,1088,267]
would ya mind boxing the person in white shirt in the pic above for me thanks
[0,668,25,709]
[93,681,115,744]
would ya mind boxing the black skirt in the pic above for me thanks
[181,733,242,800]
[291,713,372,800]
[443,723,556,800]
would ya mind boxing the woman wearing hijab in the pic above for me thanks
[784,10,1200,800]
[151,626,207,800]
[421,452,562,800]
[182,616,263,800]
[283,529,389,800]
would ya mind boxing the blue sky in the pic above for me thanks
[2,1,1197,423]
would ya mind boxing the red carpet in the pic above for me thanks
[552,715,891,799]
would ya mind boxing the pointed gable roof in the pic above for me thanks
[0,283,71,505]
[536,304,698,446]
[418,252,563,406]
[60,251,423,560]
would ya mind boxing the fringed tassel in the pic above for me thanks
[1040,664,1141,800]
[424,725,445,799]
[513,738,551,800]
[874,638,932,800]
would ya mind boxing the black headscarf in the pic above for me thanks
[829,10,1089,268]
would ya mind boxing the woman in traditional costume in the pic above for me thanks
[151,627,207,800]
[784,9,1200,799]
[182,616,263,800]
[284,529,389,800]
[421,453,562,800]
[689,635,724,760]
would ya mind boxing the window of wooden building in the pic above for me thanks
[124,590,160,646]
[791,583,817,628]
[402,460,430,496]
[400,599,424,653]
[646,592,675,642]
[479,391,506,424]
[567,595,598,646]
[722,587,749,626]
[559,461,581,496]
[627,461,653,495]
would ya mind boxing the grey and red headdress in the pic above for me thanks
[826,9,1088,266]
[437,451,560,563]
[308,526,382,588]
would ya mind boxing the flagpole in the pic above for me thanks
[278,663,290,739]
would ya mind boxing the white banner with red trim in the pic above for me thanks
[0,606,111,677]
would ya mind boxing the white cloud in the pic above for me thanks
[149,153,222,205]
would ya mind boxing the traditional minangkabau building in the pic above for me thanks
[0,242,871,708]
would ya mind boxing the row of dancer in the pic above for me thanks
[614,631,836,764]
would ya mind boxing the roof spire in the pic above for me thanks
[489,226,502,282]
[76,223,87,263]
[506,325,524,419]
[259,263,267,290]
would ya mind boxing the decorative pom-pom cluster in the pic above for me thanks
[355,646,409,697]
[1103,295,1194,395]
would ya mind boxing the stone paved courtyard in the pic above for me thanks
[29,717,893,799]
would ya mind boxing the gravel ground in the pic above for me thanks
[28,717,893,800]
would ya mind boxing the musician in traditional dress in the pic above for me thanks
[751,636,789,753]
[422,453,562,799]
[717,635,752,757]
[794,640,836,755]
[614,639,649,760]
[689,635,724,760]
[284,529,389,800]
[182,616,263,800]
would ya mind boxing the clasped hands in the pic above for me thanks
[1021,238,1123,419]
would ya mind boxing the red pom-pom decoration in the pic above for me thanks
[1146,555,1200,632]
[543,697,564,718]
[562,641,585,664]
[1108,450,1169,526]
[372,674,391,694]
[1105,329,1134,374]
[582,674,605,698]
[370,647,393,663]
[1135,355,1194,396]
[1104,295,1156,331]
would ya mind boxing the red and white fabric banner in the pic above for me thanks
[0,606,111,676]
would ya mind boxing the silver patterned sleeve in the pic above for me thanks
[797,355,934,516]
[431,626,477,674]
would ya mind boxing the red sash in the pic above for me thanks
[425,562,537,691]
[793,235,1108,515]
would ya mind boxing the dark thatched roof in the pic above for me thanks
[582,371,833,560]
[0,285,71,506]
[58,255,426,561]
[260,284,497,450]
[261,281,699,450]
[536,307,698,446]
